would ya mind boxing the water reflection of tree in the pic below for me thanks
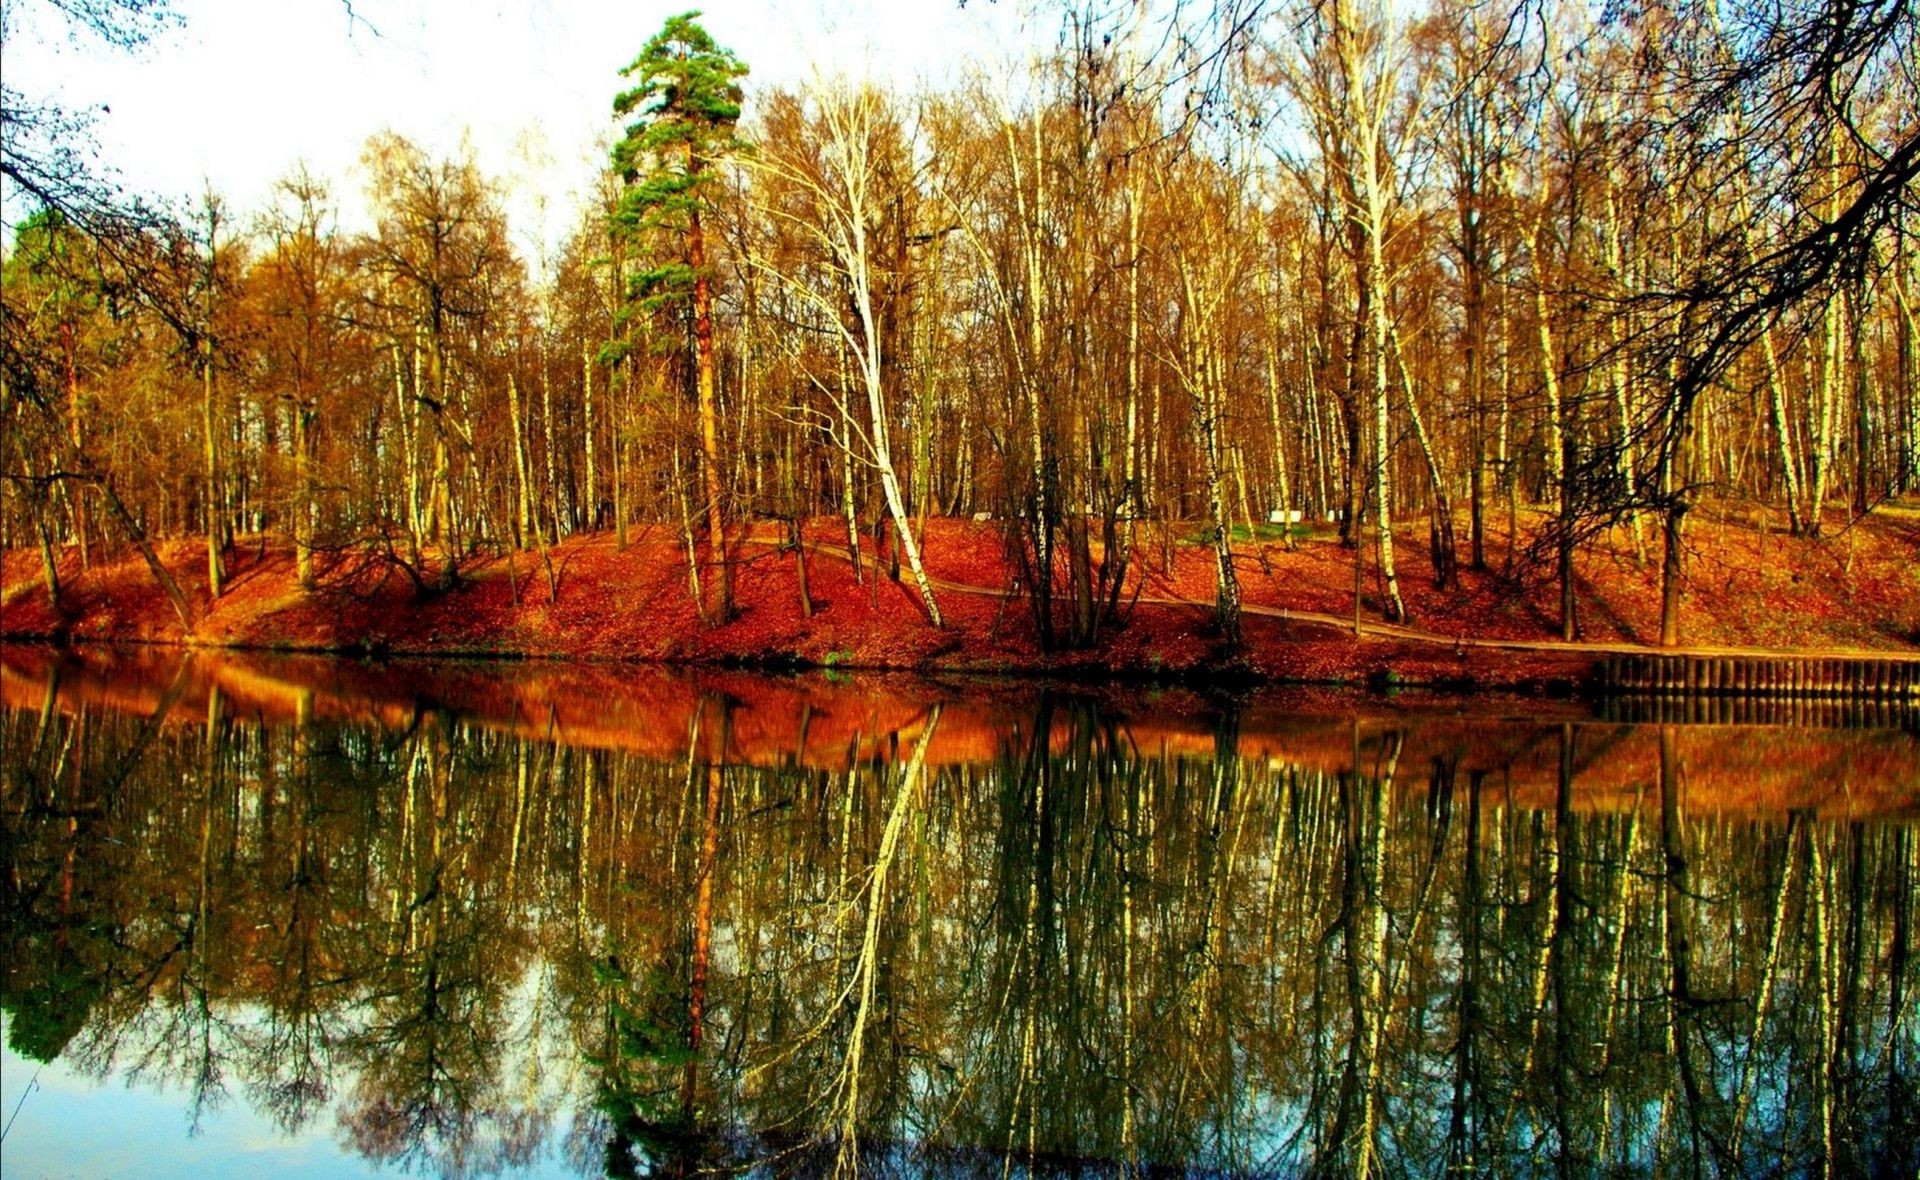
[340,723,545,1175]
[241,689,348,1132]
[593,694,733,1179]
[3,678,1916,1177]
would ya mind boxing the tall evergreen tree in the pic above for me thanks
[612,11,748,624]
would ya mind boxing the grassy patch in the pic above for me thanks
[1184,522,1312,545]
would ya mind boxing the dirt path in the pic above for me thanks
[788,538,1920,665]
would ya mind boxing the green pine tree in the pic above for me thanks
[612,12,748,624]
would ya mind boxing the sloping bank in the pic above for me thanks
[3,529,1916,697]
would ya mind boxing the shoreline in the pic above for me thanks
[4,643,1916,820]
[4,517,1917,697]
[0,628,1600,697]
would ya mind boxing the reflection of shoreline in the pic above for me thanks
[5,658,1917,1178]
[4,644,1915,818]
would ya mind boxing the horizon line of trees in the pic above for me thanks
[3,0,1916,650]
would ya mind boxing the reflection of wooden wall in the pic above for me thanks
[4,644,1917,818]
[1597,694,1919,728]
[1601,653,1920,699]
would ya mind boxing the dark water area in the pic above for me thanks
[2,646,1916,1178]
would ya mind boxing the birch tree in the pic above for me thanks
[750,81,944,627]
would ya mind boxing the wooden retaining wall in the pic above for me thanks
[1599,654,1920,702]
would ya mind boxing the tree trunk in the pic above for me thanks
[1807,292,1840,536]
[1364,241,1407,623]
[294,394,314,590]
[849,230,943,628]
[34,503,61,608]
[1529,219,1576,639]
[202,336,224,600]
[1390,321,1455,589]
[1893,262,1917,493]
[1849,285,1872,517]
[61,321,91,569]
[426,332,458,585]
[1264,271,1299,553]
[582,345,598,531]
[1660,494,1689,648]
[673,436,703,611]
[791,515,812,618]
[10,376,62,604]
[837,350,863,584]
[688,195,732,623]
[509,370,532,548]
[540,338,559,538]
[100,475,197,635]
[1197,354,1242,647]
[1463,197,1489,572]
[614,355,629,551]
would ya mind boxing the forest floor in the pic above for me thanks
[4,499,1918,690]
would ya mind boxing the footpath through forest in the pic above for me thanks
[3,506,1918,692]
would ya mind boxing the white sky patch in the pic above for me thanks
[5,0,1057,251]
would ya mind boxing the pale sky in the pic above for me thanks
[4,0,1059,249]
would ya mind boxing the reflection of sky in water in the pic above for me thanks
[2,651,1915,1178]
[0,1011,580,1179]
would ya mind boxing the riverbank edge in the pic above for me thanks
[0,622,1614,697]
[7,523,1918,698]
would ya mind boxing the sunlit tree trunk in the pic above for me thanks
[508,370,532,548]
[848,228,943,627]
[613,354,629,551]
[837,358,863,584]
[1807,290,1842,536]
[1894,260,1918,493]
[1364,250,1407,624]
[1526,199,1576,639]
[201,195,226,600]
[1761,321,1806,533]
[394,337,421,561]
[293,395,313,590]
[751,83,942,626]
[539,333,560,539]
[1389,320,1454,587]
[581,344,597,531]
[1263,268,1299,553]
[59,306,91,569]
[687,193,732,623]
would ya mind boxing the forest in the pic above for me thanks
[3,0,1917,656]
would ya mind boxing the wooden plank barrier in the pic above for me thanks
[1599,653,1920,705]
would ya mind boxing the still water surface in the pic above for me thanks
[2,646,1915,1177]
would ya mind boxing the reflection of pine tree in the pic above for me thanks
[1,938,104,1064]
[591,955,699,1178]
[2,662,1917,1175]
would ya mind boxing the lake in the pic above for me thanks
[2,646,1915,1177]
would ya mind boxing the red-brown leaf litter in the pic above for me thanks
[4,506,1918,689]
